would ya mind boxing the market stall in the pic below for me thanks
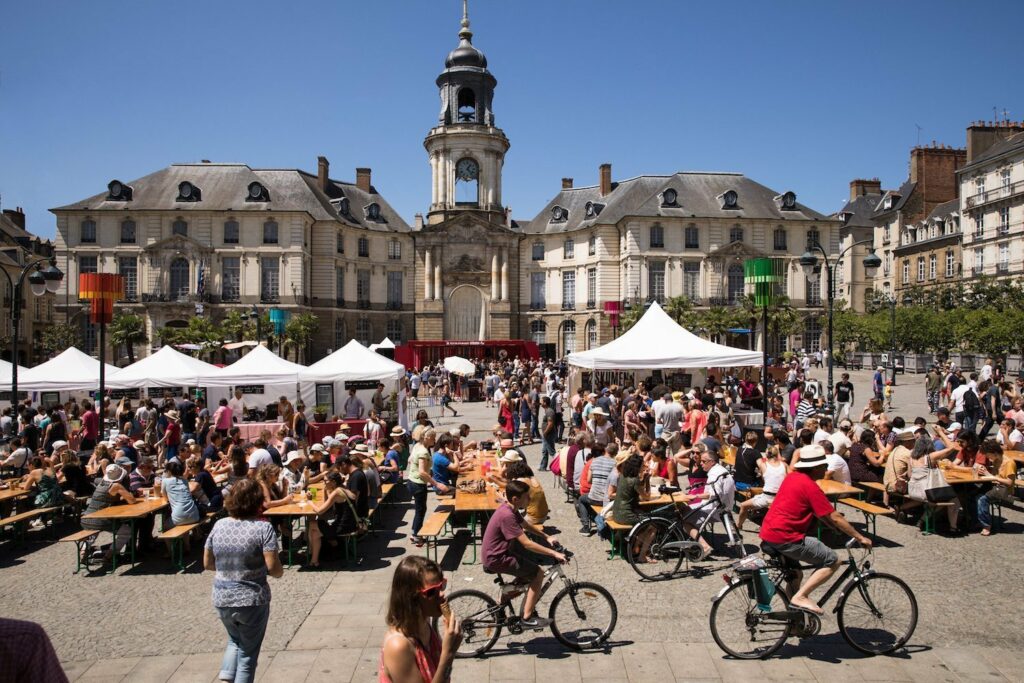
[299,339,405,419]
[199,345,313,420]
[16,347,122,406]
[105,345,229,405]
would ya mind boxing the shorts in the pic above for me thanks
[748,492,775,509]
[764,537,837,569]
[488,547,541,583]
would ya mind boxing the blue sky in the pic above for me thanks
[2,0,1022,239]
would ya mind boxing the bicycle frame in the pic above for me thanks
[632,489,741,551]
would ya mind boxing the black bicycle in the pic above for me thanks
[709,538,918,659]
[441,546,617,656]
[625,483,745,581]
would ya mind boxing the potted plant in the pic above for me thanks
[313,404,330,423]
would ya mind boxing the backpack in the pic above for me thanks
[963,388,983,419]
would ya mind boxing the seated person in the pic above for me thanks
[611,454,656,560]
[733,431,762,490]
[162,460,201,530]
[187,455,223,512]
[759,446,871,614]
[81,464,137,562]
[505,459,549,526]
[648,440,679,488]
[308,471,361,567]
[677,450,736,559]
[20,456,64,510]
[847,430,885,483]
[737,444,787,531]
[378,437,403,484]
[481,479,566,629]
[974,440,1016,536]
[821,440,851,485]
[431,434,469,490]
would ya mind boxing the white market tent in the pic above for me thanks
[368,337,396,352]
[107,345,222,389]
[567,301,762,370]
[0,358,29,391]
[300,339,405,384]
[201,345,313,409]
[18,347,121,391]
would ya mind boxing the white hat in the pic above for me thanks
[133,440,146,449]
[51,440,68,450]
[948,422,963,432]
[284,451,305,466]
[309,443,325,453]
[794,445,827,470]
[103,464,127,483]
[590,407,608,417]
[449,428,462,437]
[499,451,522,464]
[185,438,196,446]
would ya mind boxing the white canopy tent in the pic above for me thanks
[0,358,29,391]
[300,340,405,416]
[567,301,762,370]
[200,345,313,410]
[368,337,396,352]
[17,347,121,392]
[107,345,223,389]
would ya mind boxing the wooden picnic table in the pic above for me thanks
[263,501,320,567]
[0,486,31,505]
[82,497,169,571]
[942,469,998,485]
[453,452,501,564]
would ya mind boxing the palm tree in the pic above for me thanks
[108,313,148,364]
[663,295,699,330]
[283,313,319,363]
[41,323,80,357]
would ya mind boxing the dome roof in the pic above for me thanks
[445,37,487,69]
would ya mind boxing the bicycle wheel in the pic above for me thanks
[443,589,503,657]
[837,573,918,655]
[548,581,617,650]
[709,577,790,660]
[626,517,685,581]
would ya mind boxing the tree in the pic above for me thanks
[617,305,644,333]
[159,316,221,359]
[283,313,319,363]
[42,323,79,356]
[662,295,700,330]
[698,307,733,341]
[108,313,148,364]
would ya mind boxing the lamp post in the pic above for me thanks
[874,291,913,385]
[241,305,261,345]
[799,240,881,414]
[1,258,64,406]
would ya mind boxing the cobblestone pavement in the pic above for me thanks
[6,371,1022,681]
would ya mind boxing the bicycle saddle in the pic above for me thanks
[759,542,782,558]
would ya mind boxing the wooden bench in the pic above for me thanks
[603,518,633,560]
[419,509,452,562]
[0,507,60,544]
[61,530,100,574]
[839,498,893,536]
[380,483,396,508]
[157,522,201,572]
[921,501,956,535]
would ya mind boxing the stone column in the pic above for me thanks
[500,247,509,301]
[424,248,433,300]
[433,249,442,301]
[491,250,499,301]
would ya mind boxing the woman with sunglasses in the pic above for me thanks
[379,556,462,683]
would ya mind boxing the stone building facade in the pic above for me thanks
[0,207,57,366]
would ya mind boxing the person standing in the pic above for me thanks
[539,396,556,471]
[925,366,943,414]
[872,366,885,402]
[343,389,366,420]
[833,373,855,422]
[204,480,282,683]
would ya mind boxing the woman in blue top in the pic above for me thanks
[205,479,282,683]
[430,433,462,489]
[162,460,201,529]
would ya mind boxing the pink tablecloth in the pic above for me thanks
[234,420,368,444]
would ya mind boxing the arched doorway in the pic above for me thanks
[446,285,485,340]
[169,257,190,299]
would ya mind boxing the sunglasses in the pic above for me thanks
[418,578,447,599]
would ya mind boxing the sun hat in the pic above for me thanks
[284,451,305,466]
[895,428,917,442]
[590,407,608,417]
[793,445,828,470]
[103,464,127,483]
[390,426,406,437]
[614,451,631,465]
[166,410,179,420]
[353,443,370,453]
[185,438,196,446]
[336,423,351,432]
[499,451,522,464]
[499,438,515,449]
[133,440,146,449]
[671,391,683,400]
[51,440,68,450]
[309,443,325,453]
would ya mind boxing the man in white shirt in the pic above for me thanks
[829,421,854,457]
[813,416,834,448]
[980,358,993,383]
[821,442,852,485]
[683,448,736,560]
[246,439,275,469]
[1,438,30,471]
[228,389,248,422]
[996,418,1023,451]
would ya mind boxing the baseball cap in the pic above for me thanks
[51,440,68,450]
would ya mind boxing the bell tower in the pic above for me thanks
[425,0,510,225]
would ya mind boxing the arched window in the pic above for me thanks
[355,318,372,346]
[803,316,822,353]
[727,264,745,302]
[561,320,576,356]
[530,320,546,346]
[586,320,597,350]
[729,225,744,243]
[169,258,190,299]
[457,88,477,122]
[386,320,404,345]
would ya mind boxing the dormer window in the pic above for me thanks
[365,203,382,221]
[776,191,796,210]
[246,182,270,202]
[661,188,679,207]
[721,190,738,209]
[177,181,201,202]
[337,197,350,216]
[883,196,894,210]
[107,179,133,201]
[584,201,604,218]
[551,206,568,223]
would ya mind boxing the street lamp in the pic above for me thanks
[1,257,64,408]
[798,241,881,414]
[873,291,914,385]
[241,305,262,344]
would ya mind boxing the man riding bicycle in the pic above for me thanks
[758,445,871,614]
[481,479,566,629]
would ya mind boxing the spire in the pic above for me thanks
[459,0,473,42]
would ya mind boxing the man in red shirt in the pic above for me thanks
[80,400,99,451]
[759,445,871,614]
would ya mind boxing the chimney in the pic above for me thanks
[561,177,573,190]
[909,144,967,218]
[2,207,25,230]
[966,120,1024,163]
[317,156,330,193]
[356,167,372,194]
[849,178,882,201]
[599,163,612,197]
[414,213,424,230]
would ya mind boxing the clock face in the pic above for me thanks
[456,158,479,181]
[664,189,677,205]
[180,182,193,198]
[249,183,262,199]
[552,206,564,221]
[724,191,737,207]
[109,181,122,197]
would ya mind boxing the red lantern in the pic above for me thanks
[79,273,124,324]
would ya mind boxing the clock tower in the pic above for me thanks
[414,1,519,342]
[424,0,509,226]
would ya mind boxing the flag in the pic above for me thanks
[197,261,206,298]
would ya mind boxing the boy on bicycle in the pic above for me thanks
[481,479,566,629]
[758,445,871,614]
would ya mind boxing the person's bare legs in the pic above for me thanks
[790,561,840,614]
[737,499,755,531]
[684,522,713,555]
[308,524,322,566]
[522,568,545,619]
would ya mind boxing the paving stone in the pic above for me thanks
[259,649,319,683]
[123,655,187,683]
[61,660,96,682]
[79,656,141,680]
[304,647,363,683]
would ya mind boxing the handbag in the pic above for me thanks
[342,492,370,535]
[923,466,956,503]
[893,478,909,495]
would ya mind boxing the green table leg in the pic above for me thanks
[129,519,137,567]
[462,512,477,565]
[286,516,294,568]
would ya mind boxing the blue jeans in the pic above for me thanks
[217,603,270,683]
[531,414,540,439]
[407,481,428,537]
[540,434,555,469]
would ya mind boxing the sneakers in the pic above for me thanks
[411,536,426,547]
[578,525,592,535]
[520,614,552,630]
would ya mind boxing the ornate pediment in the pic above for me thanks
[420,212,518,241]
[449,253,486,273]
[143,233,213,255]
[706,240,765,260]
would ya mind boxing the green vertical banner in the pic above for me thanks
[744,258,783,306]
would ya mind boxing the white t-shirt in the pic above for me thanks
[247,448,274,469]
[980,364,993,382]
[825,453,852,485]
[228,396,247,418]
[700,463,735,513]
[950,385,971,413]
[813,429,832,446]
[829,431,853,456]
[997,429,1023,450]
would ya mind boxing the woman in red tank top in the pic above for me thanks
[379,556,462,683]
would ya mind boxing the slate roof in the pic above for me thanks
[873,179,917,215]
[523,172,829,235]
[960,131,1024,170]
[834,193,884,229]
[926,198,960,221]
[51,163,410,232]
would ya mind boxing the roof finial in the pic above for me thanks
[459,0,473,42]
